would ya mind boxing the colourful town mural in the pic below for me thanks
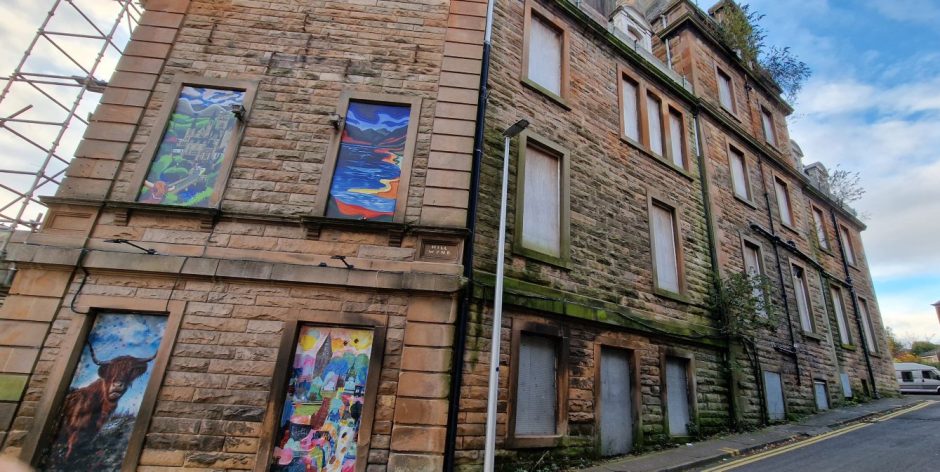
[326,101,411,221]
[272,326,375,472]
[39,313,167,471]
[137,86,244,207]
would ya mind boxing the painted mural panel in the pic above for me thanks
[137,86,244,207]
[39,313,167,471]
[326,101,411,221]
[272,326,375,472]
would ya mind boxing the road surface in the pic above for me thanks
[707,400,940,472]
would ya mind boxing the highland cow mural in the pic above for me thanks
[137,86,244,207]
[39,313,167,471]
[326,101,411,221]
[271,326,375,472]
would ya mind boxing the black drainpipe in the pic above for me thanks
[443,27,493,472]
[829,208,878,398]
[755,155,802,385]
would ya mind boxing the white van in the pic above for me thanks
[895,362,940,394]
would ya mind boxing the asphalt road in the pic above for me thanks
[727,399,940,472]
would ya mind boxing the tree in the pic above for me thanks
[884,326,904,358]
[826,165,866,208]
[911,339,938,357]
[714,2,811,103]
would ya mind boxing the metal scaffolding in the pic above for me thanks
[0,0,142,254]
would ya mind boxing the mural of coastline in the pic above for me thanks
[137,86,244,207]
[326,101,411,221]
[271,326,375,472]
[39,313,167,472]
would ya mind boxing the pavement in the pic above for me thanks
[580,395,929,472]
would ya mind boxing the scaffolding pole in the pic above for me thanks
[0,0,142,255]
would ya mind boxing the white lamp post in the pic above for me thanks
[482,119,529,471]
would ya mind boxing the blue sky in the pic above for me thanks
[702,0,940,343]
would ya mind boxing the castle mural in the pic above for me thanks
[271,325,375,472]
[326,101,411,221]
[137,86,244,207]
[39,313,167,471]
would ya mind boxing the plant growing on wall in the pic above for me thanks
[713,2,811,103]
[711,271,778,337]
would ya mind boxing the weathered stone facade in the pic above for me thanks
[0,0,895,471]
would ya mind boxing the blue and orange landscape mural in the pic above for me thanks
[326,101,411,221]
[271,326,375,472]
[39,313,166,471]
[138,86,244,207]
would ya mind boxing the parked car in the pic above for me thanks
[895,362,940,394]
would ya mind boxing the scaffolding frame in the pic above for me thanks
[0,0,143,255]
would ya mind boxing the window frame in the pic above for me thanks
[648,196,687,300]
[856,297,878,354]
[660,349,697,439]
[790,260,816,333]
[513,131,571,268]
[255,312,387,472]
[715,66,736,114]
[645,90,666,157]
[760,105,778,147]
[617,66,694,177]
[829,284,852,346]
[127,74,259,207]
[838,223,859,268]
[666,105,689,171]
[811,204,831,252]
[593,336,643,455]
[507,318,569,449]
[313,90,422,224]
[18,297,185,471]
[521,0,571,107]
[727,143,753,203]
[740,235,769,317]
[773,175,797,230]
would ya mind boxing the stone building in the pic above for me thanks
[451,0,895,468]
[0,0,895,471]
[0,0,487,470]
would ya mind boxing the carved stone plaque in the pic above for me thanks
[418,238,461,262]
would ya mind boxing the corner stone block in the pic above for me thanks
[9,269,72,297]
[403,322,454,348]
[388,453,444,472]
[0,374,29,402]
[393,398,449,426]
[407,296,457,324]
[390,425,447,454]
[396,372,450,398]
[0,321,49,347]
[0,295,61,322]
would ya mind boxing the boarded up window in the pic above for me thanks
[326,101,411,221]
[839,225,857,265]
[651,202,680,293]
[840,372,853,398]
[668,109,685,168]
[646,93,664,156]
[600,348,633,456]
[814,381,829,410]
[717,69,734,111]
[137,87,245,207]
[761,107,777,146]
[813,207,829,250]
[622,78,640,141]
[39,313,168,470]
[831,286,851,345]
[528,15,562,95]
[665,357,691,436]
[522,144,562,256]
[515,334,558,436]
[743,242,766,317]
[858,298,877,353]
[774,177,794,226]
[271,325,375,471]
[729,147,750,199]
[763,371,785,421]
[792,265,813,332]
